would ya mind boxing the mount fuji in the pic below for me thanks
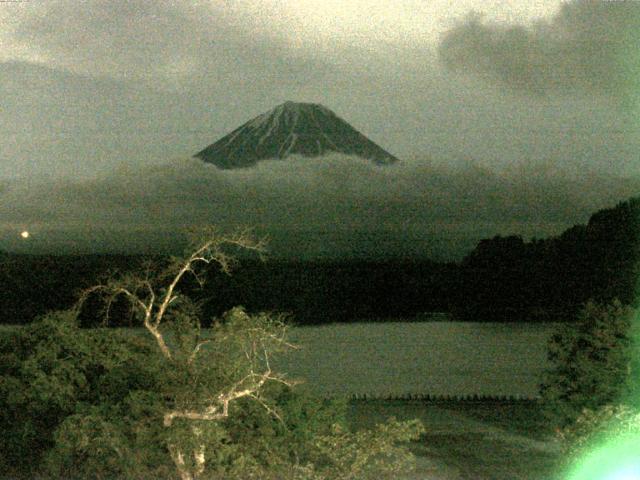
[194,101,399,169]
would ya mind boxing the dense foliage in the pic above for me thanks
[539,299,636,430]
[1,229,424,479]
[0,310,156,478]
[0,311,423,480]
[558,404,640,460]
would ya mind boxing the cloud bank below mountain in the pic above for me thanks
[1,155,638,260]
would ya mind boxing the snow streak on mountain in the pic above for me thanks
[194,101,399,168]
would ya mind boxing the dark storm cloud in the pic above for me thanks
[438,0,640,101]
[2,157,639,259]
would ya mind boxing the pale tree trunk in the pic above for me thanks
[80,231,280,480]
[192,427,206,479]
[168,443,206,480]
[169,446,194,480]
[194,444,206,478]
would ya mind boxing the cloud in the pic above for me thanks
[1,155,638,259]
[5,0,433,89]
[2,2,638,182]
[6,1,300,86]
[438,0,640,103]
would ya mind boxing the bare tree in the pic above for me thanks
[79,227,297,480]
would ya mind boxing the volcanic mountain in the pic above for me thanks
[194,101,399,168]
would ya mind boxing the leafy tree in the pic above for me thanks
[2,227,424,479]
[539,299,635,430]
[76,227,296,479]
[0,310,154,477]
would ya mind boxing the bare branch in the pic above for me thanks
[153,229,265,329]
[248,393,284,424]
[187,339,212,365]
[163,369,294,427]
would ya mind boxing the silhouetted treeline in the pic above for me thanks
[454,196,640,321]
[194,260,459,324]
[0,255,458,325]
[0,254,146,325]
[1,196,639,325]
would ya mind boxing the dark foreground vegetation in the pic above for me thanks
[1,196,638,325]
[0,312,424,479]
[1,209,639,478]
[0,229,424,479]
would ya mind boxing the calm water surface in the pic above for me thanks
[274,322,560,398]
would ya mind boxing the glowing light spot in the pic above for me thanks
[607,465,640,480]
[566,434,640,480]
[20,231,29,239]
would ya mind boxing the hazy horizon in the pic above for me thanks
[1,154,638,259]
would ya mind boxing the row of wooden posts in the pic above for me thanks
[344,393,538,402]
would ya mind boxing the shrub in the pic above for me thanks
[539,299,635,430]
[0,310,155,478]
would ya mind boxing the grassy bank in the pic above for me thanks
[348,399,564,480]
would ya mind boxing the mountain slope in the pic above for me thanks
[194,101,399,168]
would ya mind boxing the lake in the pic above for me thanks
[0,320,560,399]
[274,321,560,399]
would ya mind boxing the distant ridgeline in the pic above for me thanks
[453,195,640,321]
[0,196,638,325]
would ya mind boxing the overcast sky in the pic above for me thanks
[1,0,638,179]
[0,0,639,257]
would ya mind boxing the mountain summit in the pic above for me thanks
[194,101,399,168]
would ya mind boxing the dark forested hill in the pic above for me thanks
[454,196,640,320]
[0,255,145,325]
